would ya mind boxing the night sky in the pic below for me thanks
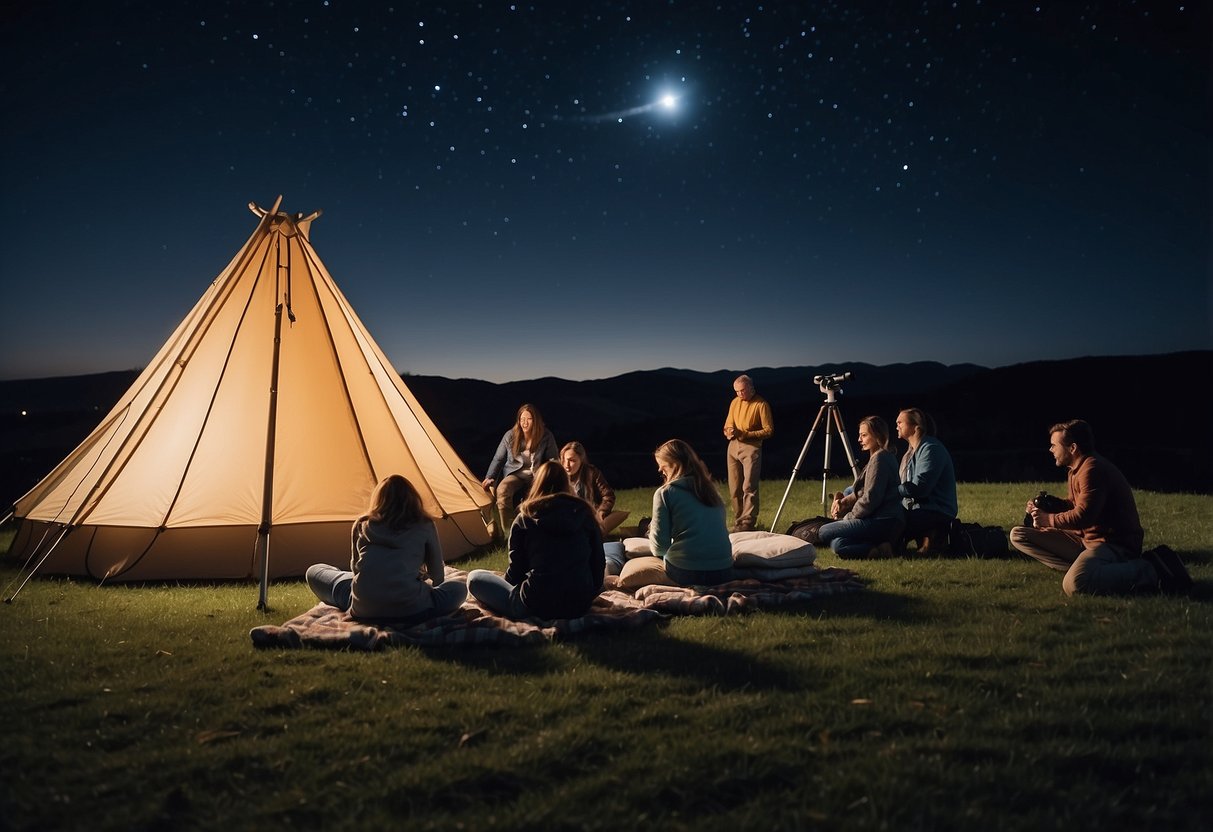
[2,1,1208,383]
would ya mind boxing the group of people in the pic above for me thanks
[303,382,1191,627]
[303,401,735,624]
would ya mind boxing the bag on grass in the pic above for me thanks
[785,516,832,545]
[948,521,1009,558]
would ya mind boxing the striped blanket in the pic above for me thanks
[249,566,864,650]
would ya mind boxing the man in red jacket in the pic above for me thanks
[1010,419,1189,595]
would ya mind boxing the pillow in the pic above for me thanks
[618,556,679,591]
[729,531,817,568]
[623,537,653,558]
[600,510,630,534]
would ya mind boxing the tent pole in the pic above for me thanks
[257,298,287,611]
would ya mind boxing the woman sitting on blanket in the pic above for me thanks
[621,438,734,588]
[467,460,605,620]
[560,440,626,535]
[481,403,560,531]
[305,474,467,623]
[817,416,906,558]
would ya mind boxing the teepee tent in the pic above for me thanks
[7,197,491,604]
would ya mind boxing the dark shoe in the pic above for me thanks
[1143,545,1192,595]
[867,542,894,558]
[637,517,651,537]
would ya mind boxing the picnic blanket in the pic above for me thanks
[250,566,864,650]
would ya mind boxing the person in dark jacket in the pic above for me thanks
[468,461,605,619]
[560,440,625,534]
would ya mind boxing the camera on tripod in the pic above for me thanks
[813,372,852,390]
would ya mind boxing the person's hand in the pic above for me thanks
[724,425,735,440]
[481,478,495,491]
[1031,509,1052,529]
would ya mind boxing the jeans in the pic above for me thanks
[306,563,353,610]
[817,517,899,558]
[305,563,468,622]
[603,541,626,576]
[467,569,532,619]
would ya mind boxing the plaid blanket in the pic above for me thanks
[249,567,864,650]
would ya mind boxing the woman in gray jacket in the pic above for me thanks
[818,416,906,558]
[305,475,467,623]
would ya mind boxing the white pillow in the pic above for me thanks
[729,531,817,568]
[623,537,652,558]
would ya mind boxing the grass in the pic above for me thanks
[1,481,1210,831]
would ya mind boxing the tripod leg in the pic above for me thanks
[821,406,837,509]
[770,406,828,532]
[831,407,861,481]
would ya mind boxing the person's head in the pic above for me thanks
[519,460,572,517]
[857,416,891,453]
[511,403,546,454]
[1049,419,1094,468]
[365,474,428,529]
[896,408,936,442]
[560,441,588,480]
[733,374,755,402]
[516,403,543,436]
[654,439,723,507]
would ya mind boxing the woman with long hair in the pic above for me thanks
[305,474,467,622]
[468,460,605,620]
[560,440,625,534]
[621,438,733,587]
[482,403,559,531]
[819,416,906,558]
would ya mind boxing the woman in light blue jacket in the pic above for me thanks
[647,438,734,585]
[895,407,958,553]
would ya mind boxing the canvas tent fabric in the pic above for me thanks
[8,198,491,583]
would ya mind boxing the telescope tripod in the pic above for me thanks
[769,386,860,532]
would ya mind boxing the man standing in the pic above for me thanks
[1009,419,1188,595]
[723,374,774,532]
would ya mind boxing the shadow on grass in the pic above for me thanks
[571,627,805,692]
[426,624,804,691]
[799,586,928,622]
[426,586,926,690]
[1184,579,1213,603]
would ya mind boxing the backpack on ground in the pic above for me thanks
[786,516,832,546]
[948,520,1009,558]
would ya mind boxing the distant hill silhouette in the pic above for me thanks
[2,353,1209,513]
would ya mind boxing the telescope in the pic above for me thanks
[770,370,860,530]
[813,372,852,390]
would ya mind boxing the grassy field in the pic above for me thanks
[1,481,1210,831]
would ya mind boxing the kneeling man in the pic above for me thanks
[1010,419,1175,596]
